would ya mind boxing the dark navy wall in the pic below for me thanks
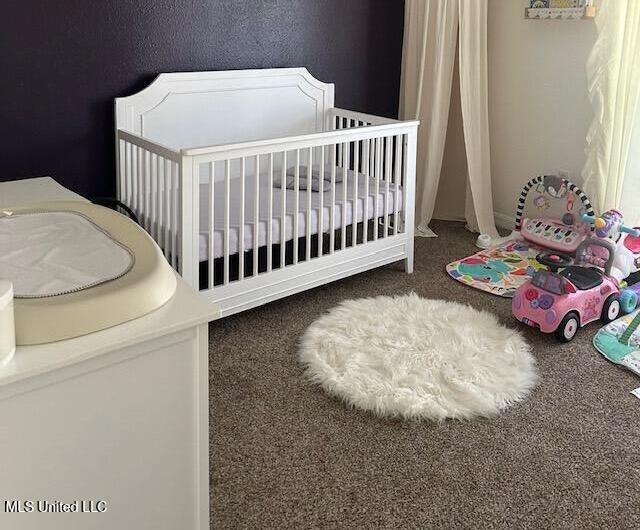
[0,0,404,198]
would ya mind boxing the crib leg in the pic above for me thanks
[404,238,414,274]
[404,257,414,274]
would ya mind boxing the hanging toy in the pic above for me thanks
[534,195,550,210]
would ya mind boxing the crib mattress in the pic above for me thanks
[198,173,403,261]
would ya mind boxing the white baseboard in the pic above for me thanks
[433,211,514,232]
[494,211,514,232]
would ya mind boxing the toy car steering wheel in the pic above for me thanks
[536,252,573,272]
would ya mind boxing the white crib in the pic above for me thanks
[115,68,418,317]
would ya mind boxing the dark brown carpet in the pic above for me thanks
[209,220,640,529]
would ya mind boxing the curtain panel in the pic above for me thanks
[583,0,640,224]
[399,0,498,239]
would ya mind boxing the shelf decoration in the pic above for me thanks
[526,0,596,20]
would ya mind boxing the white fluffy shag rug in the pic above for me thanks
[299,294,538,421]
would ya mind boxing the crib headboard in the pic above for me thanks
[115,68,334,150]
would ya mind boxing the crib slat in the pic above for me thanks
[130,145,136,217]
[147,152,153,236]
[149,151,154,232]
[124,141,132,209]
[352,140,359,246]
[329,145,336,254]
[267,153,274,273]
[384,136,391,237]
[172,161,179,270]
[149,154,157,240]
[341,142,348,250]
[133,145,140,219]
[394,135,401,236]
[118,139,124,202]
[157,156,164,251]
[401,134,408,234]
[317,145,325,258]
[129,142,135,210]
[373,137,380,241]
[141,147,147,228]
[208,161,215,289]
[164,159,171,261]
[363,138,369,244]
[280,151,287,269]
[144,150,151,231]
[224,159,231,285]
[238,157,246,281]
[155,154,161,243]
[140,149,147,230]
[253,155,260,277]
[118,140,125,205]
[335,116,340,165]
[337,118,343,167]
[293,149,299,265]
[121,140,126,205]
[135,146,142,220]
[145,149,151,230]
[306,147,313,261]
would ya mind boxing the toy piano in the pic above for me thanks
[520,217,589,254]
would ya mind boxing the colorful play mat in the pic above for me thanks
[446,239,546,298]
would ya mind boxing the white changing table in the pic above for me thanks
[0,177,218,530]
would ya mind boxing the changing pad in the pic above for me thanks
[0,211,134,298]
[1,202,177,345]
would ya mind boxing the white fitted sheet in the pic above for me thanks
[198,172,403,261]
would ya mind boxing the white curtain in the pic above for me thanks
[399,0,499,239]
[583,0,640,225]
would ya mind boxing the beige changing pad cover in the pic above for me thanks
[2,201,177,345]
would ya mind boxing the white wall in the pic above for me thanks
[487,0,597,227]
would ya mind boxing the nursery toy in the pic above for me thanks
[581,210,640,282]
[593,310,640,378]
[519,217,589,254]
[514,175,594,238]
[448,175,595,298]
[516,176,595,254]
[512,238,631,342]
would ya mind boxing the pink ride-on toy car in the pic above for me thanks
[513,239,626,342]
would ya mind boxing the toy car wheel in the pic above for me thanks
[621,289,638,314]
[555,312,580,343]
[601,295,621,323]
